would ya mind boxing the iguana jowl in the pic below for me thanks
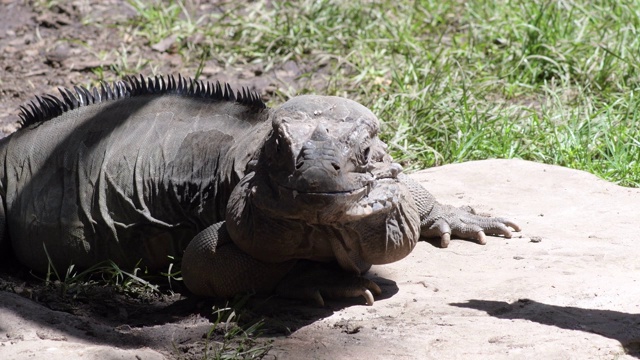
[0,75,520,305]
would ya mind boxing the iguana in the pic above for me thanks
[0,75,520,305]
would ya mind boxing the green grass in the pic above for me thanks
[118,0,640,187]
[199,305,272,359]
[40,243,161,298]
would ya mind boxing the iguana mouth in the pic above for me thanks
[277,184,369,206]
[272,177,403,223]
[283,186,368,198]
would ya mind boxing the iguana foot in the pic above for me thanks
[400,174,521,248]
[421,204,521,248]
[276,262,382,306]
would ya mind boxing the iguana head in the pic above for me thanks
[227,95,420,271]
[261,95,397,213]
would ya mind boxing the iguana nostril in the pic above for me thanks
[331,162,340,171]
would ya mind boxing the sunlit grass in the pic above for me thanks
[119,0,640,186]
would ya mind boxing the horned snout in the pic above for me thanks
[293,140,346,192]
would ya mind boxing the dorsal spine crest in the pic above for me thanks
[17,74,266,129]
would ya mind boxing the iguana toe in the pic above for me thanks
[422,205,520,247]
[460,215,520,240]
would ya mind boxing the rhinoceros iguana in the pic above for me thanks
[0,75,519,305]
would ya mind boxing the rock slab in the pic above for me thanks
[271,159,640,359]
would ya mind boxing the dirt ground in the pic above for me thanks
[1,1,639,359]
[0,0,324,134]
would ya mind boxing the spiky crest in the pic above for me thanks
[17,74,266,130]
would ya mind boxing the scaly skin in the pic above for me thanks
[0,75,520,306]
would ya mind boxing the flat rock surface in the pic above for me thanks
[269,159,640,359]
[1,159,639,359]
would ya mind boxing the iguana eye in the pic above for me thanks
[275,138,281,153]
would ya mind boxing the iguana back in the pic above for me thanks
[0,75,269,272]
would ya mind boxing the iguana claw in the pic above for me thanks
[440,232,452,248]
[363,289,375,306]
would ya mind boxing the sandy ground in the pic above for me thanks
[1,159,639,359]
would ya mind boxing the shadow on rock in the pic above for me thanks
[451,299,640,358]
[242,273,399,336]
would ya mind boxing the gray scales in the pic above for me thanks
[0,75,520,305]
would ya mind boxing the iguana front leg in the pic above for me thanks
[181,222,296,298]
[400,174,521,248]
[182,222,381,305]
